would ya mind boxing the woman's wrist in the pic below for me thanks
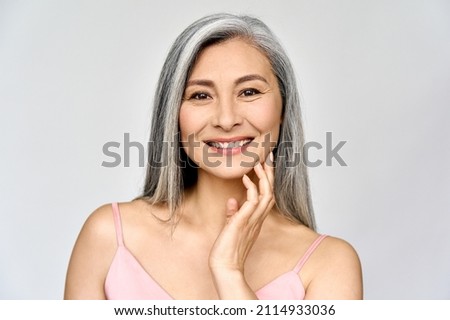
[210,267,258,300]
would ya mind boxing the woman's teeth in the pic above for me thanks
[208,139,252,149]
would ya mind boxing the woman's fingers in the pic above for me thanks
[264,152,275,188]
[255,156,274,205]
[254,163,269,198]
[230,153,275,226]
[242,174,259,205]
[242,156,275,222]
[264,152,276,211]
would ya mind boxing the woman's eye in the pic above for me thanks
[241,88,261,97]
[190,92,210,100]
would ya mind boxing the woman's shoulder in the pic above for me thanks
[64,203,117,299]
[266,213,360,265]
[309,233,361,281]
[300,232,363,299]
[83,202,114,227]
[84,199,167,228]
[264,214,362,299]
[73,200,164,252]
[74,203,116,249]
[317,235,360,262]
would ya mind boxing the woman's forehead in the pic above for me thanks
[188,38,274,82]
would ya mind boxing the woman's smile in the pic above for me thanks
[204,137,254,155]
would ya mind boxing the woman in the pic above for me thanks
[65,13,362,300]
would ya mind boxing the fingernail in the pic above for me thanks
[269,151,274,163]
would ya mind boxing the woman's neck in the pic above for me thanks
[181,169,255,231]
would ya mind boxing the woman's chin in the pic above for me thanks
[200,165,255,180]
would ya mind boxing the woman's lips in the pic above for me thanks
[204,137,254,155]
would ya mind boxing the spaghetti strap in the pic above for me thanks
[293,234,327,273]
[111,202,124,247]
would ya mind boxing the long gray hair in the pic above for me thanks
[137,13,316,230]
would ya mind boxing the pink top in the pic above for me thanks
[104,203,327,300]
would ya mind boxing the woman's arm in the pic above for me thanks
[304,237,363,299]
[64,205,116,299]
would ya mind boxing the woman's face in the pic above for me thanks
[179,38,283,179]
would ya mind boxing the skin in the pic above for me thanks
[65,38,363,300]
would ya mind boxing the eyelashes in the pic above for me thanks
[188,92,211,100]
[240,88,261,97]
[185,88,262,101]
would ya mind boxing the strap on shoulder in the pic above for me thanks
[111,202,124,247]
[293,234,328,273]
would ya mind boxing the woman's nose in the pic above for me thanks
[211,98,243,131]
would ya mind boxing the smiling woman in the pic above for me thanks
[64,13,363,300]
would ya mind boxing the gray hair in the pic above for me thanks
[136,13,316,230]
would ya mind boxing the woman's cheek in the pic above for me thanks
[179,106,189,139]
[248,101,282,136]
[179,106,205,164]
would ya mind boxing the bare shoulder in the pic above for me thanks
[79,199,166,235]
[303,235,363,300]
[319,236,361,261]
[64,203,119,299]
[313,236,362,280]
[81,203,116,239]
[66,199,161,258]
[264,215,363,299]
[113,199,171,236]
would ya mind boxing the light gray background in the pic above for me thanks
[1,0,449,299]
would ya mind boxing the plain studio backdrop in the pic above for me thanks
[1,0,449,299]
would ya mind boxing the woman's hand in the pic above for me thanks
[209,153,275,299]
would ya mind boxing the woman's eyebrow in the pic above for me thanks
[235,74,269,85]
[186,79,214,88]
[186,74,269,88]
